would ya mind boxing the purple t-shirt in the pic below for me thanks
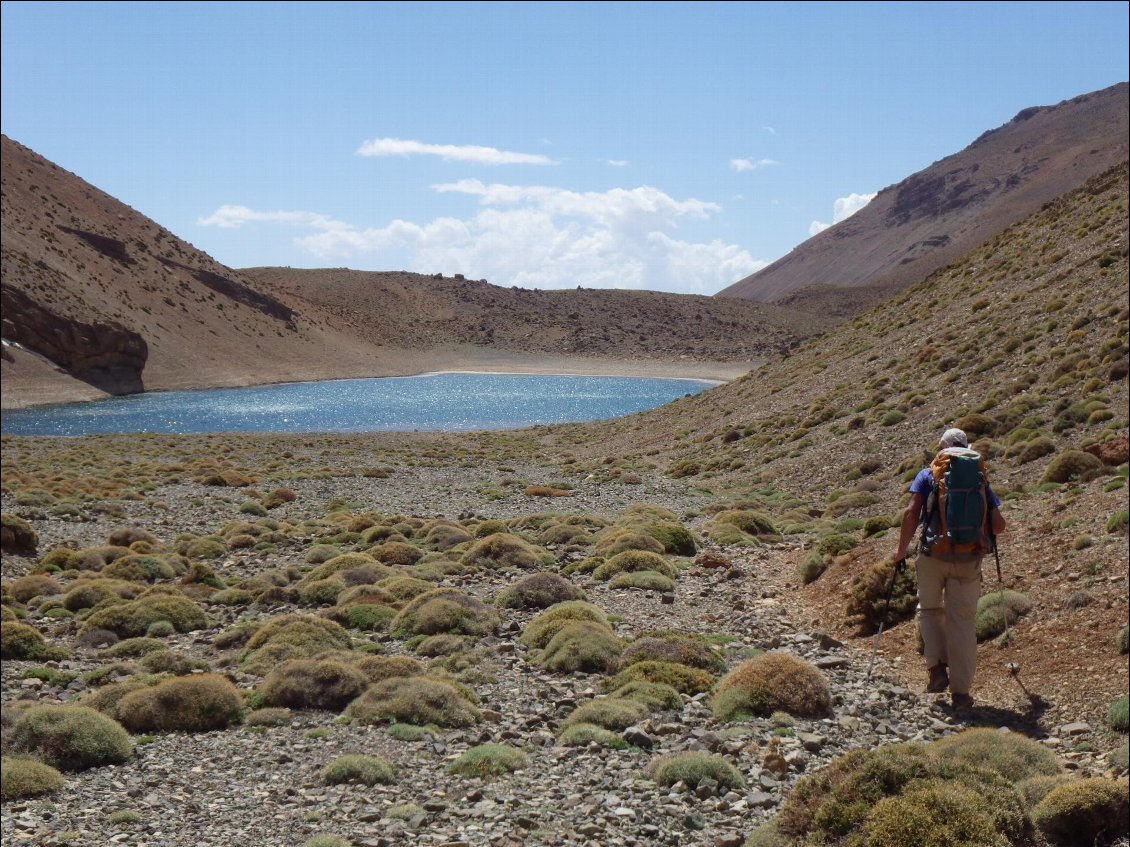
[909,468,1001,508]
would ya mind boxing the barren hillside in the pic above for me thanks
[720,82,1128,307]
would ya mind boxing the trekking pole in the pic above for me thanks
[866,557,905,681]
[992,533,1019,676]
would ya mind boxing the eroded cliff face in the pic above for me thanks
[1,286,147,395]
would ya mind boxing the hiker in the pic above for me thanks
[893,427,1006,710]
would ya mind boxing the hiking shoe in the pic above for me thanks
[951,692,975,711]
[926,664,949,693]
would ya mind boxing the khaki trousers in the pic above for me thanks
[915,552,982,695]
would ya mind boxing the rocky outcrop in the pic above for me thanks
[0,286,147,395]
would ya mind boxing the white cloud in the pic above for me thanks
[730,158,780,172]
[355,138,554,166]
[809,191,877,236]
[196,205,348,230]
[605,159,630,167]
[201,182,763,294]
[762,126,777,135]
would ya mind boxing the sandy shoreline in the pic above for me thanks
[0,352,758,411]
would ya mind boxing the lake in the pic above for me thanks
[0,373,713,436]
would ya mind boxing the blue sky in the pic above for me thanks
[2,1,1127,294]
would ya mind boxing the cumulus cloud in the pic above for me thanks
[809,191,877,236]
[355,138,554,166]
[200,182,763,294]
[730,158,780,172]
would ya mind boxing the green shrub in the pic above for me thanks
[240,614,351,671]
[776,743,1030,847]
[259,660,368,712]
[1108,511,1130,534]
[610,681,683,711]
[495,572,584,609]
[1032,777,1129,847]
[102,554,176,582]
[1,513,38,555]
[345,676,480,727]
[818,533,858,557]
[520,601,609,650]
[563,698,648,731]
[846,559,917,633]
[139,649,208,676]
[447,744,527,777]
[245,707,292,727]
[712,652,832,720]
[303,836,350,847]
[0,756,65,800]
[116,674,242,732]
[592,527,666,555]
[322,754,396,785]
[298,577,346,607]
[619,632,725,673]
[350,654,424,684]
[538,620,622,673]
[82,594,208,638]
[593,550,676,581]
[460,533,550,570]
[609,570,676,592]
[1014,436,1056,464]
[929,727,1061,781]
[1109,740,1129,772]
[881,410,906,426]
[636,521,697,556]
[556,722,628,749]
[606,660,715,696]
[1109,696,1129,733]
[863,778,1013,847]
[376,575,436,604]
[1042,450,1103,483]
[1,621,69,660]
[647,751,744,790]
[326,603,396,632]
[1119,625,1129,654]
[390,588,500,637]
[10,705,132,771]
[369,541,423,567]
[975,591,1033,642]
[79,678,152,719]
[711,509,778,536]
[798,550,828,585]
[104,637,168,658]
[8,573,62,603]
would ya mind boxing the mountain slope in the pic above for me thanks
[244,266,829,363]
[720,82,1128,306]
[545,161,1129,724]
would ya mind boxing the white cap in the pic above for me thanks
[939,428,969,449]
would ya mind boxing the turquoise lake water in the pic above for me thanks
[0,373,713,436]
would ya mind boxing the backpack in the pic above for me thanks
[921,447,993,556]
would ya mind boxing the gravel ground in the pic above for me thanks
[2,460,1123,847]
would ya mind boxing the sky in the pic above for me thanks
[2,2,1127,295]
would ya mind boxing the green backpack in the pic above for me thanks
[922,447,992,556]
